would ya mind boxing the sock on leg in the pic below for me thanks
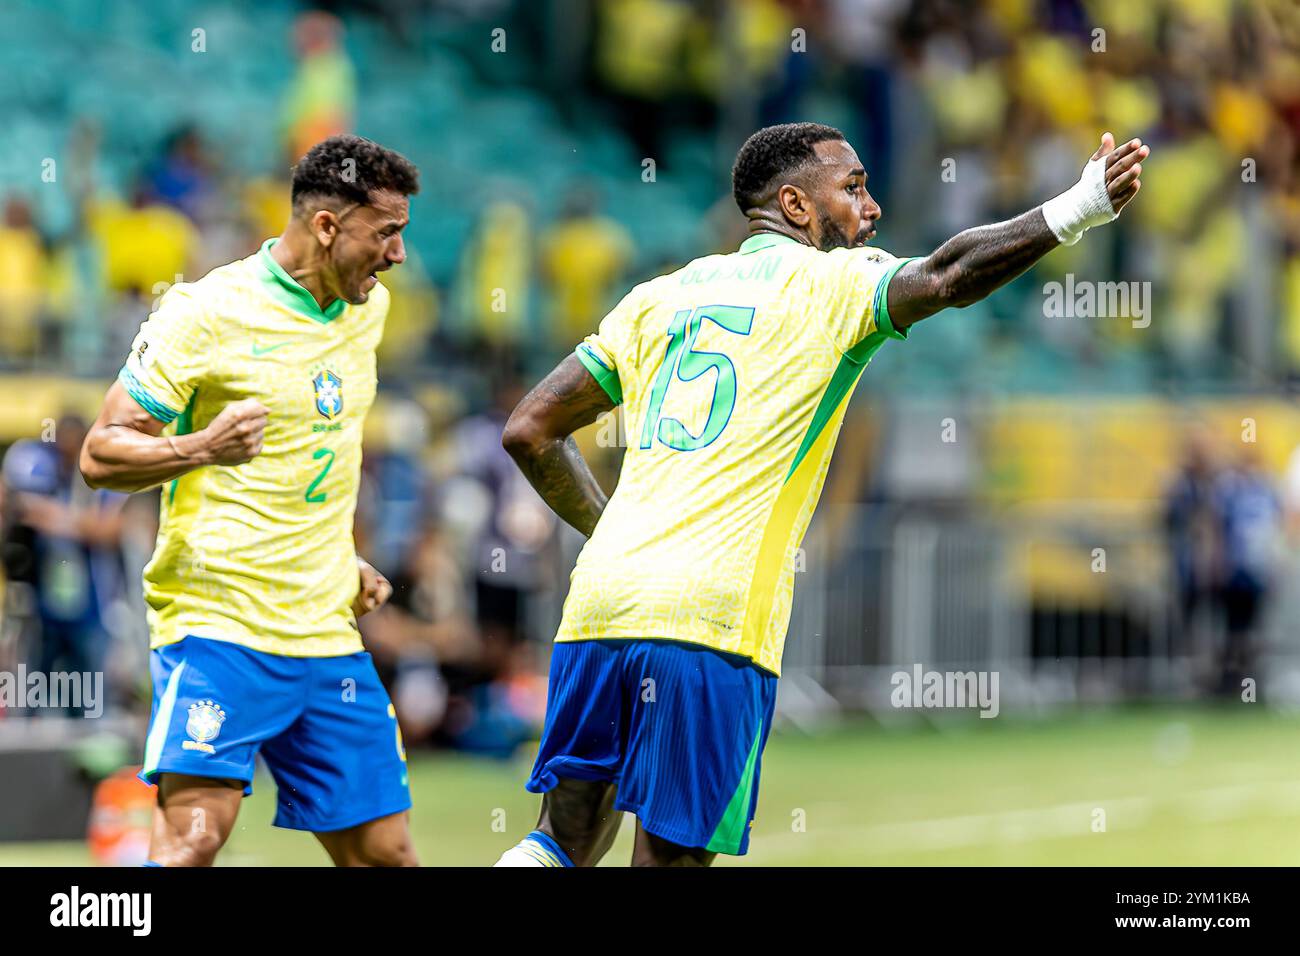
[493,829,574,867]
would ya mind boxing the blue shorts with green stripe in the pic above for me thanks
[526,639,777,856]
[140,636,411,832]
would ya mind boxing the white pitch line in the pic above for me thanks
[756,779,1300,857]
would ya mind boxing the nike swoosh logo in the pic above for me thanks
[252,342,291,356]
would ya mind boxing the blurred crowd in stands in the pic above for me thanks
[1,0,1299,742]
[0,0,1297,386]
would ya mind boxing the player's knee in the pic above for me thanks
[369,842,419,867]
[354,830,418,867]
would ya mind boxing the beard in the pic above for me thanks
[816,212,870,251]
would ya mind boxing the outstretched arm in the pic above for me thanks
[501,354,617,537]
[888,133,1149,329]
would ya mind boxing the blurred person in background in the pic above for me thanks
[451,368,558,664]
[80,168,204,365]
[540,184,633,353]
[84,178,201,303]
[744,0,815,128]
[0,195,49,364]
[144,125,218,224]
[593,0,693,159]
[455,198,534,354]
[361,520,477,748]
[1214,446,1283,696]
[281,10,356,163]
[826,0,911,206]
[1,415,126,717]
[1142,104,1242,382]
[356,397,434,572]
[1164,426,1224,669]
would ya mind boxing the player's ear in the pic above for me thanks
[312,209,339,248]
[778,184,811,228]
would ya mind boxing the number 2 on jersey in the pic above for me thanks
[305,447,335,503]
[640,304,754,451]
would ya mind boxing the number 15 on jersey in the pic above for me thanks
[640,304,754,452]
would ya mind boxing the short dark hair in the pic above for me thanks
[291,134,420,210]
[731,122,845,212]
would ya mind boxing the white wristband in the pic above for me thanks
[1041,153,1117,246]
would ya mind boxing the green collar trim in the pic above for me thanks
[738,233,801,254]
[258,238,346,324]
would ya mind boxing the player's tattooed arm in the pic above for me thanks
[502,354,615,537]
[888,134,1148,329]
[81,381,267,493]
[886,209,1059,328]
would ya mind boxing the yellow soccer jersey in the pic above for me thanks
[565,233,920,675]
[118,238,387,657]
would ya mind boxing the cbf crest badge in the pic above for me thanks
[313,370,343,420]
[182,699,226,754]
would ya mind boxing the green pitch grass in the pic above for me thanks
[4,706,1300,865]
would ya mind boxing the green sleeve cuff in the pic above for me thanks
[842,256,923,364]
[118,366,180,424]
[872,256,924,340]
[574,344,622,405]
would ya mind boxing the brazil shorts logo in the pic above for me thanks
[183,699,227,753]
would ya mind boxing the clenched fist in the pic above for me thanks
[200,398,268,466]
[353,556,393,618]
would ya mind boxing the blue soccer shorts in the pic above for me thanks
[526,638,778,856]
[140,635,411,832]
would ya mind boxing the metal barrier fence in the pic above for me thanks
[774,503,1300,716]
